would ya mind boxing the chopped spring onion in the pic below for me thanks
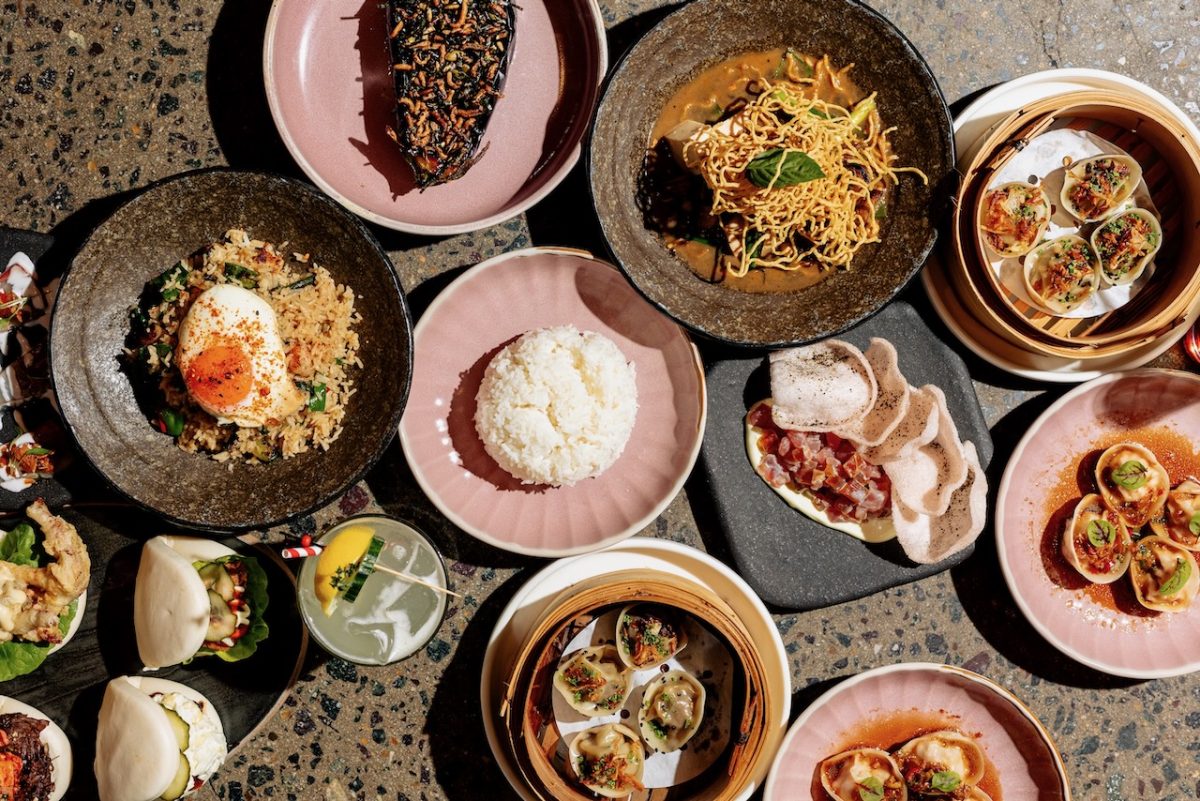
[223,262,259,289]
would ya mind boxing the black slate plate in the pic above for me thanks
[2,506,306,801]
[698,301,993,610]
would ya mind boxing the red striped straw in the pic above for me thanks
[1185,323,1200,366]
[281,545,324,559]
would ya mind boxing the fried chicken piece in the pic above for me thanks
[0,499,90,644]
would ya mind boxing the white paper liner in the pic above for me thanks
[552,610,733,789]
[985,127,1159,319]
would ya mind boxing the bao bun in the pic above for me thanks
[134,536,237,669]
[0,696,71,801]
[94,676,227,801]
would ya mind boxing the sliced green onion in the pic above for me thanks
[159,408,185,438]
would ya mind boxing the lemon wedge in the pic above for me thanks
[314,524,376,615]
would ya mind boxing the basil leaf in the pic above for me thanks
[857,776,884,801]
[746,149,825,189]
[1160,556,1193,597]
[1087,518,1117,547]
[931,770,961,793]
[1189,511,1200,536]
[1111,460,1148,490]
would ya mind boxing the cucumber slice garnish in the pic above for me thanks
[197,562,235,601]
[160,752,191,800]
[204,590,237,642]
[340,536,385,605]
[163,707,190,751]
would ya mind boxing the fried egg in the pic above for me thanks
[176,285,305,427]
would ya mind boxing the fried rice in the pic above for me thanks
[127,229,361,462]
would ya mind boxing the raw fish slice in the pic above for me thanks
[883,389,968,517]
[833,338,910,447]
[861,384,940,465]
[769,341,876,432]
[893,441,987,564]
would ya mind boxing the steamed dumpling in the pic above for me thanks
[1060,493,1133,584]
[1150,478,1200,551]
[894,730,986,796]
[568,723,645,799]
[1130,535,1199,613]
[638,670,705,753]
[1095,442,1170,529]
[552,645,632,717]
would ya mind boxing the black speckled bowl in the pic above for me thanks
[589,0,956,347]
[51,170,412,531]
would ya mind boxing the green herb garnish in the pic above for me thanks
[23,447,50,456]
[223,262,259,289]
[1159,557,1193,597]
[857,776,885,801]
[152,262,189,302]
[308,383,327,412]
[159,408,185,438]
[1111,460,1149,490]
[1189,511,1200,537]
[287,274,316,290]
[931,770,961,793]
[1087,518,1117,548]
[746,148,825,189]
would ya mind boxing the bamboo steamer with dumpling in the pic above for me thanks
[497,570,777,801]
[948,90,1200,360]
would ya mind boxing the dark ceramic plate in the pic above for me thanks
[51,170,412,531]
[589,0,956,347]
[697,302,993,610]
[1,505,306,801]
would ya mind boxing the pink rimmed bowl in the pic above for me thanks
[764,662,1069,801]
[398,248,706,557]
[996,369,1200,678]
[264,0,607,234]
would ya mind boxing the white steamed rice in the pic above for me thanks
[474,326,638,486]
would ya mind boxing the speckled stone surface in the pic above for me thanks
[3,1,1200,800]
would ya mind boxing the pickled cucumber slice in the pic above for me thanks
[198,562,235,601]
[205,590,237,642]
[161,752,191,800]
[163,707,190,751]
[340,536,385,605]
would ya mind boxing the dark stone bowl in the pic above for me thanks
[589,0,957,347]
[50,170,412,531]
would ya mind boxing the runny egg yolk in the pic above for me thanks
[183,341,254,411]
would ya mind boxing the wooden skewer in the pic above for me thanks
[373,562,463,599]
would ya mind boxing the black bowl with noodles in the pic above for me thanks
[588,0,955,347]
[50,170,412,531]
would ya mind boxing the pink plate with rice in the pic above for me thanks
[399,248,706,557]
[996,369,1200,678]
[264,0,606,234]
[764,662,1070,801]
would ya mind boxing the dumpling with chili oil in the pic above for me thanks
[1061,493,1133,583]
[568,723,645,799]
[1130,535,1199,613]
[1022,235,1100,315]
[1060,154,1142,223]
[893,730,986,797]
[638,670,705,753]
[615,604,687,669]
[819,748,907,801]
[1149,478,1200,551]
[1091,208,1162,287]
[1095,442,1170,529]
[553,645,633,717]
[978,181,1051,258]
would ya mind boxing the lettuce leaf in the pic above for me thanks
[0,522,80,682]
[0,599,76,683]
[0,524,37,566]
[196,554,270,663]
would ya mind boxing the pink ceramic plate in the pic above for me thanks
[399,249,706,556]
[764,663,1069,801]
[264,0,606,234]
[996,369,1200,678]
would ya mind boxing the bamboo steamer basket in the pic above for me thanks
[948,89,1200,359]
[497,570,776,801]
